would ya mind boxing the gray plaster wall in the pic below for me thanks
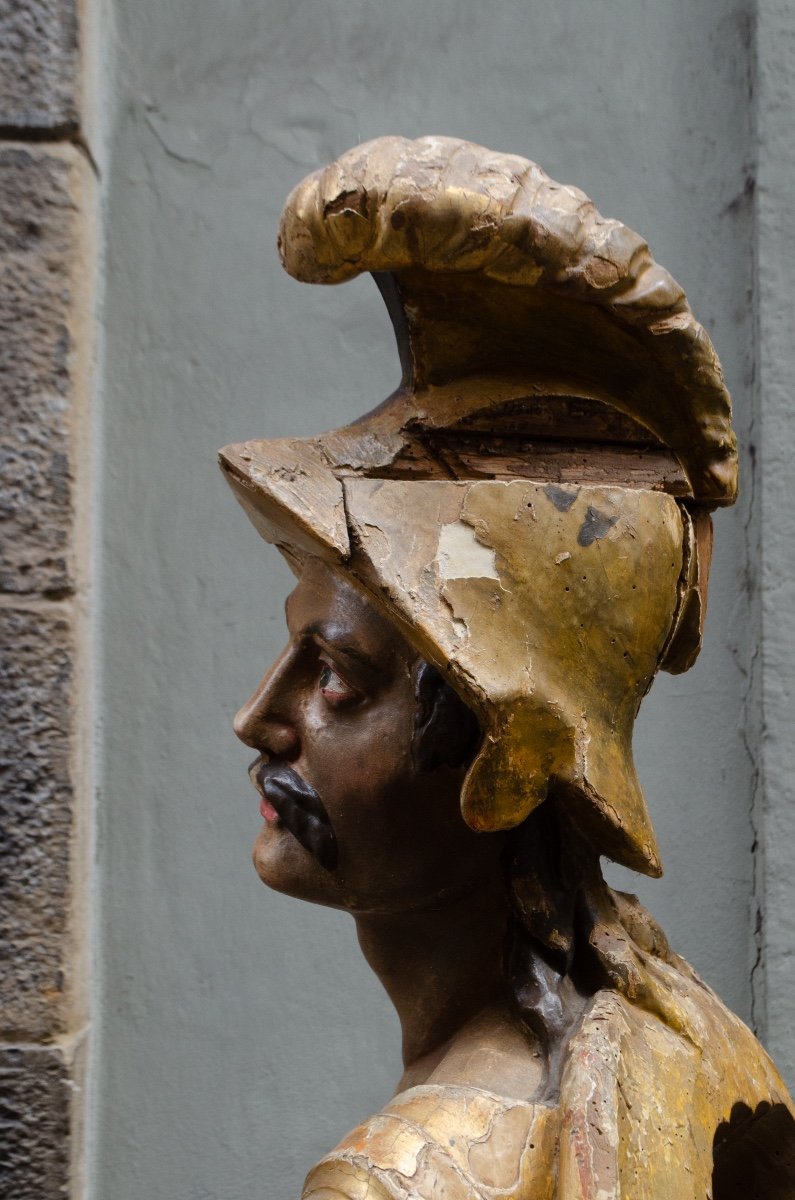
[94,3,759,1196]
[756,0,795,1088]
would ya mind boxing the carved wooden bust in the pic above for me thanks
[219,137,795,1198]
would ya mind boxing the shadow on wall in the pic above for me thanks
[712,1102,795,1198]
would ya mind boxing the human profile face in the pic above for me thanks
[233,558,501,913]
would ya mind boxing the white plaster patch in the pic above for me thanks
[436,520,499,581]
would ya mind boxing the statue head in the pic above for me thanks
[221,135,736,896]
[233,554,493,912]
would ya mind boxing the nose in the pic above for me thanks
[233,647,301,759]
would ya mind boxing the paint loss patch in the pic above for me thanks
[578,505,619,547]
[436,520,499,581]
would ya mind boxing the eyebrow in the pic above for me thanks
[302,621,382,679]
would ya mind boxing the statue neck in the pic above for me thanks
[352,873,509,1080]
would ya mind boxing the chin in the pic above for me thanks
[251,823,347,909]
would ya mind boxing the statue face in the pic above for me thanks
[234,558,502,913]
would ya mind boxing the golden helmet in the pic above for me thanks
[220,136,737,878]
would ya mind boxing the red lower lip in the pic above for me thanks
[259,795,279,823]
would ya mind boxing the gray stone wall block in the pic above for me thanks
[0,0,78,133]
[0,7,92,1197]
[0,1044,70,1198]
[0,144,89,597]
[0,607,72,1040]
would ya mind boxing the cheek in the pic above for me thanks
[302,701,418,832]
[297,692,492,901]
[305,695,414,781]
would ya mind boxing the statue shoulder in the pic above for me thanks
[301,1083,558,1200]
[558,962,795,1198]
[301,974,795,1200]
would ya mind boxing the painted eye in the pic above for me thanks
[318,661,356,704]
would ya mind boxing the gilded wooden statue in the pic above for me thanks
[219,137,795,1198]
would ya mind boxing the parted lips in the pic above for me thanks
[256,760,338,872]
